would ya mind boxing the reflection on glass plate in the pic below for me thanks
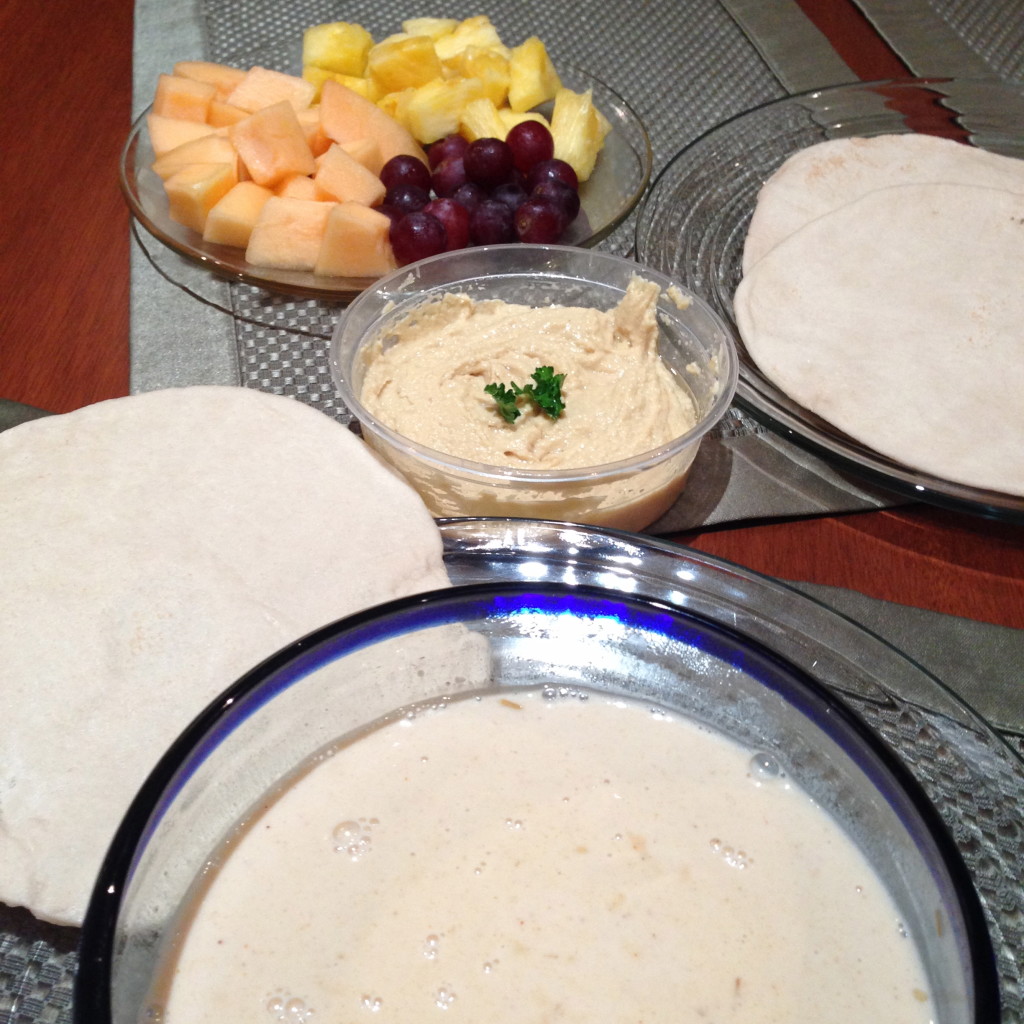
[440,518,1023,1014]
[1,516,1021,1018]
[634,78,1024,523]
[121,49,652,302]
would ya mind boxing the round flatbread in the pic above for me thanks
[743,134,1024,272]
[0,387,451,926]
[734,181,1024,495]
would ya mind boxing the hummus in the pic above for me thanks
[359,276,697,471]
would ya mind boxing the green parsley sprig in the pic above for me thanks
[485,366,566,424]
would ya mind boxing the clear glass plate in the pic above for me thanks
[634,78,1024,523]
[439,517,1024,1015]
[121,48,652,302]
[3,517,1022,1019]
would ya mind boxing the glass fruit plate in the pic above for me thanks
[634,77,1024,523]
[439,517,1024,1017]
[121,44,652,303]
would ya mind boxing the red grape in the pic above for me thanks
[526,158,579,193]
[431,155,468,197]
[375,204,403,226]
[491,180,528,211]
[506,120,554,174]
[423,197,471,251]
[469,199,516,245]
[380,154,431,192]
[514,197,568,243]
[390,212,448,265]
[451,181,487,211]
[428,133,469,169]
[383,183,429,215]
[464,137,514,188]
[531,178,580,221]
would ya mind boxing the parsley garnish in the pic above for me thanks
[485,367,566,424]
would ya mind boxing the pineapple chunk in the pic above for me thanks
[403,77,485,144]
[376,87,416,129]
[433,16,509,62]
[401,17,458,41]
[302,66,381,103]
[447,46,510,107]
[459,97,508,142]
[549,87,609,182]
[302,21,374,76]
[507,37,560,112]
[367,34,443,93]
[498,108,550,134]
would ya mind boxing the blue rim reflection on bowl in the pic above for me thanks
[74,581,998,1024]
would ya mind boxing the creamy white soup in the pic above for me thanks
[151,689,933,1024]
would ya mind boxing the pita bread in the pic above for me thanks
[743,134,1024,272]
[0,386,452,926]
[734,182,1024,495]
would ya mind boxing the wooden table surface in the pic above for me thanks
[3,0,1022,630]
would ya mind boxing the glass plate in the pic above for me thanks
[439,517,1024,1017]
[121,47,652,302]
[2,516,1022,1019]
[634,78,1024,523]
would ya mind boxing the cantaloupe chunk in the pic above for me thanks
[202,180,274,247]
[246,196,335,271]
[152,134,238,180]
[276,174,320,200]
[296,107,332,157]
[313,144,386,206]
[229,101,316,187]
[227,66,317,114]
[339,137,383,176]
[164,162,239,233]
[319,78,427,166]
[147,113,216,157]
[173,60,247,98]
[207,100,250,127]
[315,202,396,278]
[153,73,216,122]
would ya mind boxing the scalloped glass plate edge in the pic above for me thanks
[634,77,1024,523]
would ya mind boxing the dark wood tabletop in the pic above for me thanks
[3,0,1022,630]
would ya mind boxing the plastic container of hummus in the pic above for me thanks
[331,244,738,530]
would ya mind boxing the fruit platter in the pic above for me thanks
[120,16,652,300]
